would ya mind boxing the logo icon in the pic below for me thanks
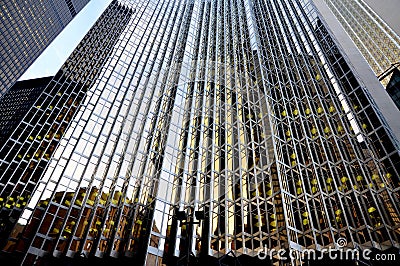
[336,237,347,248]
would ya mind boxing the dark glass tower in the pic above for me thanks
[386,68,400,111]
[0,0,91,96]
[0,77,53,144]
[0,0,399,265]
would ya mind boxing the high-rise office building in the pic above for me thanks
[0,0,91,97]
[318,0,400,108]
[386,68,400,110]
[0,0,399,265]
[0,77,53,145]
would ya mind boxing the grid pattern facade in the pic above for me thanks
[321,0,400,86]
[0,77,53,145]
[0,0,91,96]
[0,0,399,265]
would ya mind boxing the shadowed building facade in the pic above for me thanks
[0,0,399,265]
[386,68,400,110]
[0,77,53,145]
[0,0,91,97]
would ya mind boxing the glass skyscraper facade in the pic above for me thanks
[0,0,91,96]
[0,0,399,265]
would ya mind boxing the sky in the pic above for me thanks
[19,0,112,81]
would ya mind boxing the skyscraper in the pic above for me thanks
[0,76,53,145]
[320,0,400,82]
[317,0,400,108]
[0,0,399,265]
[0,0,91,96]
[386,68,400,110]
